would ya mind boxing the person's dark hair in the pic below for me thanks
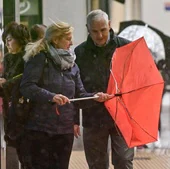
[2,21,30,48]
[30,24,47,42]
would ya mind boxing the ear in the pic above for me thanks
[53,38,58,45]
[86,24,90,33]
[108,20,111,29]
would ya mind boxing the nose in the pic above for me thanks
[97,32,103,38]
[69,40,73,46]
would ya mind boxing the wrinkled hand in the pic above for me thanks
[0,78,6,88]
[52,94,70,105]
[94,92,114,102]
[74,124,81,138]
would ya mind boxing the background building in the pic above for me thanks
[1,1,170,169]
[1,0,170,46]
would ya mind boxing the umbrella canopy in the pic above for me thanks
[118,20,170,64]
[104,37,164,148]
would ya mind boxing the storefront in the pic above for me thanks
[20,0,42,27]
[3,0,43,28]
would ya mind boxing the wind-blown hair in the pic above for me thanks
[24,21,74,62]
[86,9,109,28]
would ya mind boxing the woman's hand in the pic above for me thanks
[52,94,70,105]
[0,78,6,88]
[74,124,81,138]
[94,92,114,102]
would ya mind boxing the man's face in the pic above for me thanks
[87,18,111,47]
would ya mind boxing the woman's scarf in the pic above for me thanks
[48,45,76,70]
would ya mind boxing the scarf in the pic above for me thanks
[48,45,76,70]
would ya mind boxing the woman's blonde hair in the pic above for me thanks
[24,21,74,61]
[44,21,73,43]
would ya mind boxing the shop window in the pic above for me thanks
[20,0,42,28]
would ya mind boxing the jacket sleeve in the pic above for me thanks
[20,53,56,103]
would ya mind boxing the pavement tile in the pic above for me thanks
[70,149,170,169]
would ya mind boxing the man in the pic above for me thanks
[74,9,134,169]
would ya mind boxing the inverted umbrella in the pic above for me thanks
[104,37,164,148]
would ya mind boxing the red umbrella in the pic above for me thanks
[104,37,164,148]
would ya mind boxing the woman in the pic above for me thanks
[0,21,30,138]
[19,21,111,169]
[0,21,30,168]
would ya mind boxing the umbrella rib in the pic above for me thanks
[110,69,120,93]
[110,57,120,93]
[119,82,164,95]
[117,97,157,140]
[113,98,125,137]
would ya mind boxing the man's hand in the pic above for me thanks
[74,124,81,138]
[94,92,114,102]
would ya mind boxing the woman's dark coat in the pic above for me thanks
[20,51,92,135]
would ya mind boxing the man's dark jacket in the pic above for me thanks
[74,29,130,128]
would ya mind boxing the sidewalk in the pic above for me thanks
[69,149,170,169]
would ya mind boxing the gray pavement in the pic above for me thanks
[69,149,170,169]
[161,93,170,148]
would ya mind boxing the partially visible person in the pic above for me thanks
[0,21,30,169]
[0,45,3,76]
[0,45,3,169]
[30,24,47,42]
[74,9,134,169]
[18,20,111,169]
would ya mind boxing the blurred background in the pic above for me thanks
[1,0,170,169]
[0,0,170,46]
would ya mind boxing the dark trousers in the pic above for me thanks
[83,127,134,169]
[17,130,74,169]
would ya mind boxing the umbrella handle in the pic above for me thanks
[115,93,122,97]
[69,96,99,102]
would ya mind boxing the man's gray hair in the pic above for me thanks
[87,9,109,28]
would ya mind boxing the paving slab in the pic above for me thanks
[70,149,170,169]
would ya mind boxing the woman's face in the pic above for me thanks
[54,32,73,50]
[5,34,22,54]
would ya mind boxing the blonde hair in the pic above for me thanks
[44,21,74,43]
[24,21,74,62]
